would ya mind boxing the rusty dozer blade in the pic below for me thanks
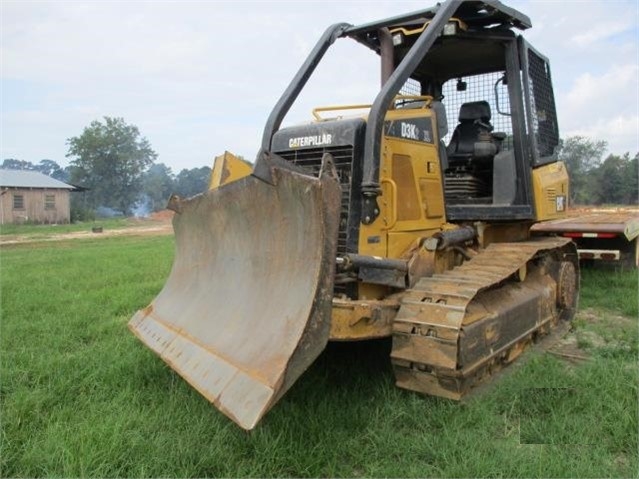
[129,155,341,430]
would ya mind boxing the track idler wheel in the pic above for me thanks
[556,260,578,320]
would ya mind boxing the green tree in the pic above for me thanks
[558,136,607,205]
[1,159,35,170]
[1,158,68,182]
[174,166,211,198]
[592,154,626,204]
[142,163,175,212]
[36,159,67,181]
[621,154,638,205]
[590,153,638,205]
[66,117,157,215]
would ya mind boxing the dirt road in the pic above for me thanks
[0,213,173,246]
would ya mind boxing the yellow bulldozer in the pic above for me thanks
[129,0,579,430]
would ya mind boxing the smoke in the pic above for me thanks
[133,195,152,218]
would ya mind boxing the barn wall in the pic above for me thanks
[0,188,71,225]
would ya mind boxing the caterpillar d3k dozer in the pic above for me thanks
[129,0,579,430]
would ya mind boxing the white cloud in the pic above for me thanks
[520,0,639,156]
[565,114,639,155]
[558,63,639,154]
[562,64,638,113]
[570,20,635,47]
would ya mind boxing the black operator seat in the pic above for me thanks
[446,101,504,164]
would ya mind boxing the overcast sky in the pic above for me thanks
[2,0,638,173]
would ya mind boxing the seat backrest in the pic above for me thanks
[447,101,493,157]
[458,100,491,124]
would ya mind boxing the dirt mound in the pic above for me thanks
[149,209,174,221]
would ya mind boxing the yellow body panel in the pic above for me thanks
[358,107,447,262]
[209,151,253,189]
[532,161,569,221]
[348,106,449,330]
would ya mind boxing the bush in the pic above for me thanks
[71,206,95,223]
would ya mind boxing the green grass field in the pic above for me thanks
[1,235,637,477]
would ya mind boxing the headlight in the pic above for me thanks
[443,21,458,36]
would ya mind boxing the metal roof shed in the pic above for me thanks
[0,169,75,225]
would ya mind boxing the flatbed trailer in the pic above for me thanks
[531,209,639,268]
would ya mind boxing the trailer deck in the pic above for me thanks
[531,209,639,266]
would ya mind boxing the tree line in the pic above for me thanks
[558,136,638,206]
[2,117,637,222]
[2,117,211,220]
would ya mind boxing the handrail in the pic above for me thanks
[394,95,434,108]
[389,18,466,37]
[312,104,372,121]
[380,178,398,229]
[311,95,433,121]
